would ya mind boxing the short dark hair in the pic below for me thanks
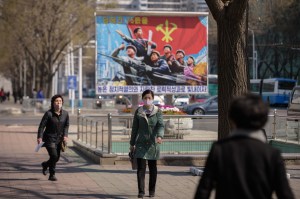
[51,94,64,110]
[229,93,269,130]
[142,89,154,99]
[133,27,141,34]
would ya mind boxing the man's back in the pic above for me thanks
[195,135,294,199]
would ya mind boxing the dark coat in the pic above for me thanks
[123,36,156,65]
[37,109,69,147]
[194,131,294,199]
[130,106,164,160]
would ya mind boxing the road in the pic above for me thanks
[0,108,287,137]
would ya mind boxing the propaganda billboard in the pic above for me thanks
[96,11,208,95]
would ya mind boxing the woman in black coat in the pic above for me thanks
[37,94,69,181]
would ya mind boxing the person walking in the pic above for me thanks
[194,93,294,199]
[37,94,69,181]
[130,90,164,198]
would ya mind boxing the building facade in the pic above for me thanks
[96,0,208,12]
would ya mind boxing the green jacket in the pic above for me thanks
[130,105,164,160]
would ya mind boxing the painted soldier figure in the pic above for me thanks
[184,56,204,85]
[169,49,186,75]
[116,27,156,65]
[111,44,151,85]
[160,44,176,66]
[145,50,172,85]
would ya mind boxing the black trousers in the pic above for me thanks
[45,144,61,176]
[136,158,157,195]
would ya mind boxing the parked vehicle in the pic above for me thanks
[94,95,115,109]
[287,86,300,117]
[189,94,211,103]
[182,96,218,115]
[250,78,296,106]
[173,95,190,107]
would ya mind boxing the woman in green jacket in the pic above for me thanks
[130,90,164,198]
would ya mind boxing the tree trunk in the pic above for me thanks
[206,0,249,139]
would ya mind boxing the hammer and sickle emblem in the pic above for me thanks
[156,20,177,43]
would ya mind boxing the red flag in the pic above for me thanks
[128,16,207,55]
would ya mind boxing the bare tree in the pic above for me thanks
[0,0,94,97]
[248,0,300,80]
[205,0,249,138]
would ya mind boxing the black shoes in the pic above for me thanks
[137,192,144,198]
[149,193,155,198]
[41,162,47,176]
[48,175,57,181]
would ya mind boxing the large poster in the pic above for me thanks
[96,12,208,94]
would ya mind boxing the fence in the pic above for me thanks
[76,109,300,155]
[22,98,115,114]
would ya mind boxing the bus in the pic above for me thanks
[250,78,297,106]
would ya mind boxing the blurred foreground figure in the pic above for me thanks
[194,93,294,199]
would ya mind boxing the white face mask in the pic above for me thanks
[143,99,153,106]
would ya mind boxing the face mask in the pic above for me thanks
[54,104,62,110]
[143,99,153,106]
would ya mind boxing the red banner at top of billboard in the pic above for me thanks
[128,16,207,55]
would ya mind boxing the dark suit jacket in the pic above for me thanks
[194,134,294,199]
[37,109,69,147]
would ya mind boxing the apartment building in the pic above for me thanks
[96,0,208,12]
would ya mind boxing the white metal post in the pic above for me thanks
[78,47,83,107]
[70,44,75,114]
[24,60,27,97]
[251,30,256,79]
[67,47,71,103]
[19,62,22,90]
[32,64,36,91]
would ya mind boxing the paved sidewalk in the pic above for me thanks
[1,129,300,199]
[0,101,300,199]
[0,129,201,199]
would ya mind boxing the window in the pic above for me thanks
[262,83,275,92]
[250,83,260,92]
[278,81,296,90]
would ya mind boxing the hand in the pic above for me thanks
[130,145,135,152]
[37,138,42,144]
[119,43,125,50]
[116,30,124,37]
[148,41,154,46]
[145,65,152,72]
[156,137,162,144]
[63,136,68,142]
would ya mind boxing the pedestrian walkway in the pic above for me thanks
[1,128,300,199]
[0,128,201,199]
[0,101,300,199]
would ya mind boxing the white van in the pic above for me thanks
[287,86,300,117]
